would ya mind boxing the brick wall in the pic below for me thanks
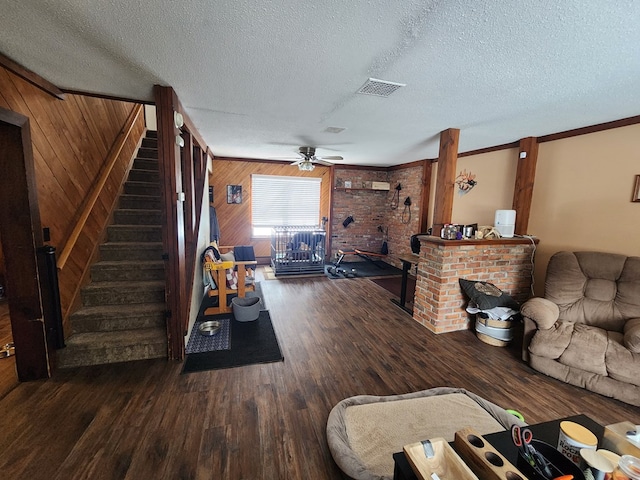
[413,238,536,333]
[386,165,424,267]
[331,165,426,264]
[331,168,389,259]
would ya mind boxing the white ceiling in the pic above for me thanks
[2,0,639,166]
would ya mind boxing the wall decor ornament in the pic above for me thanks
[227,185,242,204]
[455,169,477,195]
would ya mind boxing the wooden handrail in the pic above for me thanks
[57,104,143,269]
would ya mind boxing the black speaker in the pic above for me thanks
[410,232,431,254]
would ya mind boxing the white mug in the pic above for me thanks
[580,449,614,480]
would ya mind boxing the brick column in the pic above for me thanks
[413,237,537,333]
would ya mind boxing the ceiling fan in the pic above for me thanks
[278,147,344,171]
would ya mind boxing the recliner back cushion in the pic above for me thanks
[545,252,640,332]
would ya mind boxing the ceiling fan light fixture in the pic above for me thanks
[298,160,315,171]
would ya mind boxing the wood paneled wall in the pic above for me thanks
[210,159,332,259]
[0,65,144,326]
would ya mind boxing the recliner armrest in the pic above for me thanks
[520,297,559,330]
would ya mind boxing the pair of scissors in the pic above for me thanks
[511,425,534,461]
[511,425,554,479]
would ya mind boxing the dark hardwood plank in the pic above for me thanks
[0,271,638,479]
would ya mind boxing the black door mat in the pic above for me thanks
[325,261,403,279]
[182,310,283,373]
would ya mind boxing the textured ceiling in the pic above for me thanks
[1,0,639,166]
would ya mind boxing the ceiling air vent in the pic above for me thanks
[357,78,406,97]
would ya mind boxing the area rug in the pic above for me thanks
[266,265,325,279]
[325,261,403,279]
[185,318,231,353]
[182,310,284,373]
[262,266,277,280]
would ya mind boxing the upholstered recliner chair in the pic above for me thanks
[521,251,640,406]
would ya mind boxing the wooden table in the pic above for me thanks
[390,253,419,315]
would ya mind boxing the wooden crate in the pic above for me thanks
[404,437,478,480]
[454,427,527,480]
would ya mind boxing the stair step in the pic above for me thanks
[113,208,162,225]
[137,147,157,159]
[61,130,169,369]
[107,225,162,243]
[57,328,167,368]
[132,158,159,171]
[146,130,157,139]
[91,260,165,282]
[128,169,159,183]
[81,280,165,306]
[100,242,163,261]
[71,303,166,333]
[141,137,157,149]
[124,181,160,196]
[119,194,162,210]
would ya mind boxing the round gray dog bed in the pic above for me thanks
[326,386,525,480]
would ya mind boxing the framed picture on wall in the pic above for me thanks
[633,175,640,203]
[227,185,242,204]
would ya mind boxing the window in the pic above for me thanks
[251,174,322,236]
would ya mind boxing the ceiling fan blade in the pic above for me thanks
[314,158,333,166]
[319,155,343,161]
[290,160,303,165]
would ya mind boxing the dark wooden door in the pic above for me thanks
[0,107,51,380]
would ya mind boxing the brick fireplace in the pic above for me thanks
[413,236,538,333]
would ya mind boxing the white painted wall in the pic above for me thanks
[144,104,157,131]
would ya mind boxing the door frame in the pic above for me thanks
[0,107,51,380]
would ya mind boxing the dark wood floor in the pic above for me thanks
[0,301,17,399]
[0,270,638,479]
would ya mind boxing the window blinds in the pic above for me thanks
[251,174,321,227]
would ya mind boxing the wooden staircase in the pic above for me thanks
[57,131,168,368]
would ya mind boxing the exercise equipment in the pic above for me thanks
[327,249,387,277]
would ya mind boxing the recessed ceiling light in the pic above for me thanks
[357,78,406,97]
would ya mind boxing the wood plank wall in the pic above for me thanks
[0,65,144,329]
[210,159,331,259]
